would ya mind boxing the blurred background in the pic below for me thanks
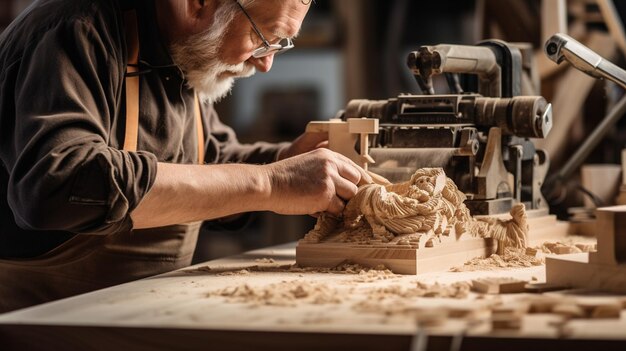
[2,0,625,263]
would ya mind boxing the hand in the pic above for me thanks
[277,131,328,160]
[265,148,373,216]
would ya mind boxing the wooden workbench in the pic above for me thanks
[1,242,626,351]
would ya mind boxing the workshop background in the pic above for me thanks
[1,0,625,263]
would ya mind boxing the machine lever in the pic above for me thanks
[545,33,626,89]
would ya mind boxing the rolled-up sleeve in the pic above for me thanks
[202,105,289,165]
[4,18,157,234]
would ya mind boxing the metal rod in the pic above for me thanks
[550,94,626,185]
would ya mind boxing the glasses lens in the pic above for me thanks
[252,39,294,58]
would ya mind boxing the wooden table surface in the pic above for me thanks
[1,242,626,351]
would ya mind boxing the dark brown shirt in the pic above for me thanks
[0,0,283,258]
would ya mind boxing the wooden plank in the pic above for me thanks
[296,236,495,274]
[297,215,569,274]
[472,277,528,294]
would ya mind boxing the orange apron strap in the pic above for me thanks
[122,11,204,164]
[194,93,204,164]
[123,10,140,152]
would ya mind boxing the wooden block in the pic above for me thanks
[523,282,567,293]
[296,236,496,275]
[492,302,530,317]
[522,295,568,313]
[589,206,626,265]
[543,242,558,252]
[472,277,528,294]
[347,118,378,133]
[551,304,586,319]
[525,247,538,257]
[590,304,622,319]
[575,299,623,319]
[491,315,522,331]
[414,308,448,328]
[546,253,626,293]
[305,121,331,133]
[489,302,529,331]
[574,243,596,252]
[448,305,489,322]
[552,244,582,255]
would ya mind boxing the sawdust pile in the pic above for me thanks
[291,263,398,282]
[539,241,596,255]
[450,247,544,272]
[366,281,471,299]
[209,279,472,310]
[209,281,341,307]
[191,262,397,279]
[217,269,251,276]
[352,281,472,317]
[450,237,597,272]
[303,168,528,253]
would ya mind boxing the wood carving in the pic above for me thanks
[302,168,529,253]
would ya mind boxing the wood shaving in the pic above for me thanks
[352,268,398,282]
[188,262,396,279]
[352,282,472,317]
[451,237,597,272]
[362,281,471,300]
[540,241,596,254]
[217,269,251,276]
[450,247,544,272]
[208,281,341,307]
[254,258,276,263]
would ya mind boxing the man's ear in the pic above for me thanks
[187,0,205,18]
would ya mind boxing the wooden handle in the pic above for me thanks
[359,170,391,186]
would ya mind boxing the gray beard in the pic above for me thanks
[169,8,255,104]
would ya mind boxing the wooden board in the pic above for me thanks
[297,214,569,274]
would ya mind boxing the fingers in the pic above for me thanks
[332,153,373,186]
[332,174,359,201]
[315,140,329,149]
[335,160,361,185]
[325,195,346,217]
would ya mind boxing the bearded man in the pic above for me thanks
[0,0,370,313]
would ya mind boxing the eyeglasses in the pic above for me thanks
[233,0,294,58]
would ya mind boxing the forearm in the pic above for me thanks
[131,162,270,229]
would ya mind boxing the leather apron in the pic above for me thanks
[0,10,204,313]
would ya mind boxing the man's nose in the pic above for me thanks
[249,54,274,73]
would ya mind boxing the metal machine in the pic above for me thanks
[329,40,553,215]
